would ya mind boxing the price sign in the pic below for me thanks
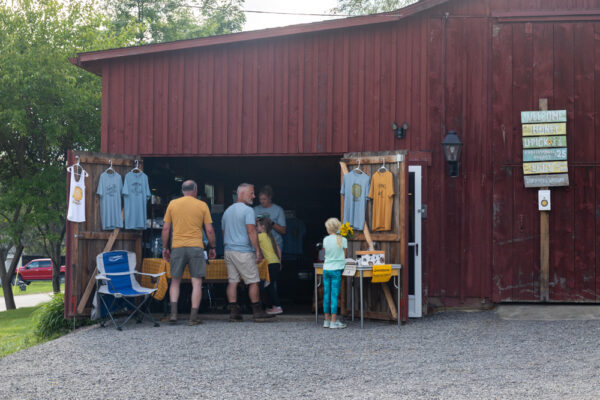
[521,110,569,187]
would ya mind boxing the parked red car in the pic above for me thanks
[14,259,65,284]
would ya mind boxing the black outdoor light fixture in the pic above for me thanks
[392,122,409,139]
[441,130,463,178]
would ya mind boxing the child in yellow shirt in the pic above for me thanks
[257,217,283,315]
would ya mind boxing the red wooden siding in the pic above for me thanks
[88,0,600,305]
[491,18,600,302]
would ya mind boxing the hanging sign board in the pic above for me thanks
[522,136,567,149]
[524,174,569,188]
[522,123,566,136]
[521,110,567,124]
[523,161,568,175]
[521,110,569,187]
[523,148,567,162]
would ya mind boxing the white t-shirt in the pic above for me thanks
[67,165,88,222]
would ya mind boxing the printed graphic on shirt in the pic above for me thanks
[73,187,83,202]
[352,184,362,200]
[105,183,119,197]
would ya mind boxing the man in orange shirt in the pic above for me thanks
[162,180,216,325]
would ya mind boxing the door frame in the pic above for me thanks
[408,165,423,318]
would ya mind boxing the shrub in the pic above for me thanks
[32,293,91,339]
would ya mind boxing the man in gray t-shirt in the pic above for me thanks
[222,183,275,322]
[254,185,286,251]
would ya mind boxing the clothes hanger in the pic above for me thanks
[378,158,388,172]
[105,159,114,174]
[67,155,84,178]
[132,160,141,173]
[353,159,363,174]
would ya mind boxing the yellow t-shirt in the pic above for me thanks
[258,232,280,264]
[164,196,212,248]
[369,170,395,231]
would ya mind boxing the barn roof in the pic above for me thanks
[71,0,450,72]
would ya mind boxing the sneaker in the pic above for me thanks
[329,321,347,329]
[323,320,331,328]
[266,306,283,315]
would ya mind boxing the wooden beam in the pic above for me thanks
[342,153,407,165]
[539,98,550,302]
[75,231,141,240]
[381,283,398,319]
[76,228,120,314]
[353,233,401,242]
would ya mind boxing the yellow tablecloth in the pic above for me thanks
[140,258,270,301]
[141,258,269,288]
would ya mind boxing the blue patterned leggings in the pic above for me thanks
[323,270,342,314]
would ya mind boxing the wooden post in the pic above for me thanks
[539,98,550,302]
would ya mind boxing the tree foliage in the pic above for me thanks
[332,0,417,15]
[0,0,136,298]
[106,0,246,44]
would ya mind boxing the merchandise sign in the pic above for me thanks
[521,110,569,187]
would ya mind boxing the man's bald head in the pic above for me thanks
[182,180,198,196]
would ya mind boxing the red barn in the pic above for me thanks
[68,0,600,318]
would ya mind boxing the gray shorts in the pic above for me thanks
[170,247,206,279]
[224,251,259,284]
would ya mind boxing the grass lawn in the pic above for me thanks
[0,281,64,297]
[0,305,43,358]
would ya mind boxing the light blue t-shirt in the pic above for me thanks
[222,202,256,253]
[97,171,123,230]
[340,170,371,230]
[254,203,286,250]
[323,234,348,271]
[122,171,151,230]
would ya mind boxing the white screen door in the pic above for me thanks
[408,165,423,317]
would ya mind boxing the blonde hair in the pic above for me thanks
[325,218,343,248]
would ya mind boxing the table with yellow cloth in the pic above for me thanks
[140,258,270,301]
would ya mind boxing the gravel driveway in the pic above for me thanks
[1,310,599,399]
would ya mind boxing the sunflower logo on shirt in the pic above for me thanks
[352,183,362,200]
[72,187,83,203]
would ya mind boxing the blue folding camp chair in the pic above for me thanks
[96,250,165,330]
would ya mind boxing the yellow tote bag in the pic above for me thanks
[371,264,392,283]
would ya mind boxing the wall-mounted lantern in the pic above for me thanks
[441,130,462,177]
[392,122,409,139]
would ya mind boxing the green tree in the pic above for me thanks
[106,0,246,44]
[332,0,417,15]
[0,0,137,303]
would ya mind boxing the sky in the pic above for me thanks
[242,0,343,32]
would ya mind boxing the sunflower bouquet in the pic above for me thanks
[339,222,354,239]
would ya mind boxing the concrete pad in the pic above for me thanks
[496,304,600,320]
[0,292,52,312]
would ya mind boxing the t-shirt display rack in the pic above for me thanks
[65,151,147,317]
[337,151,409,323]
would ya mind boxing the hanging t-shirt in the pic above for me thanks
[254,203,286,250]
[369,170,395,231]
[340,170,371,230]
[122,171,151,230]
[97,171,123,230]
[67,165,88,222]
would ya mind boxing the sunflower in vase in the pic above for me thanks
[339,222,354,239]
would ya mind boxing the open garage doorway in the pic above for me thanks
[143,155,341,312]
